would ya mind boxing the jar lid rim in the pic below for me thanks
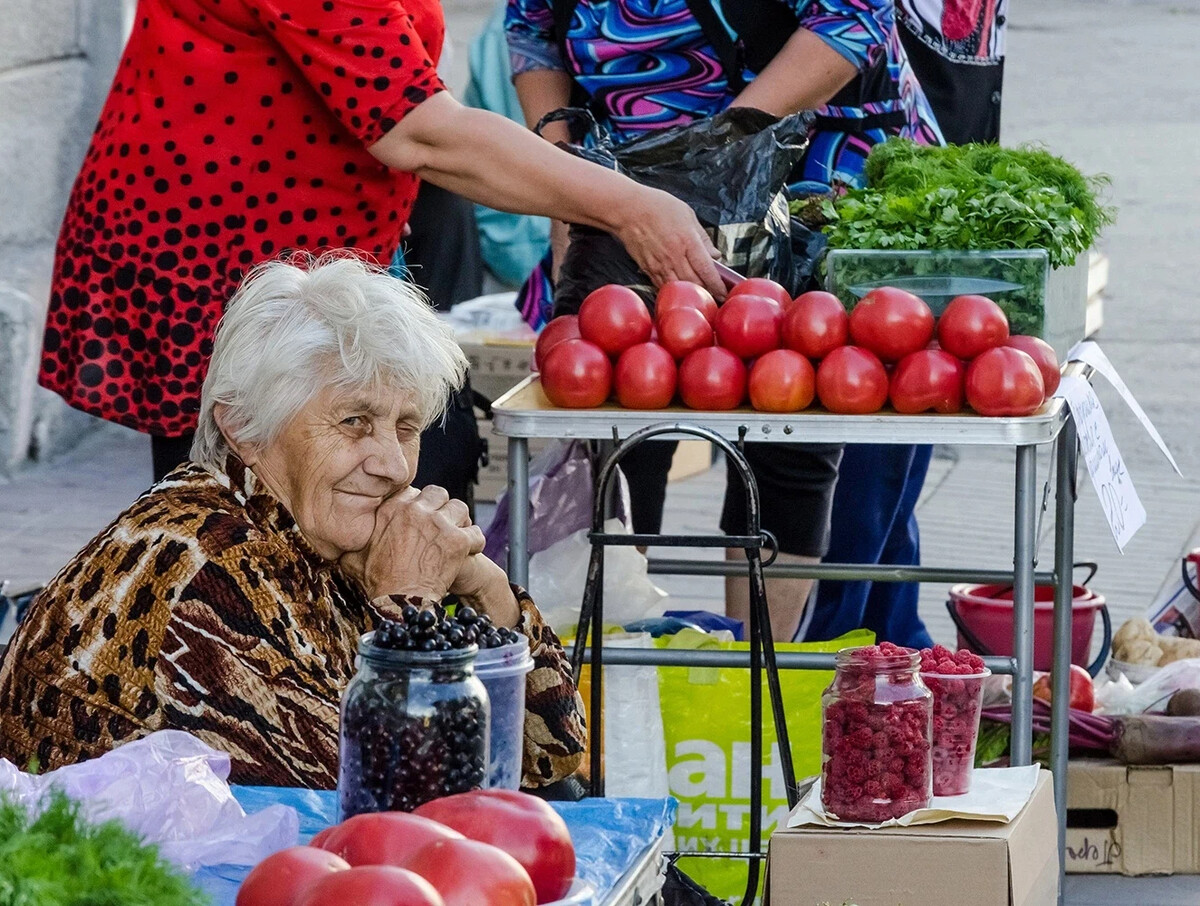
[358,631,479,665]
[835,645,921,669]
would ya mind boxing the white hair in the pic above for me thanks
[192,252,468,469]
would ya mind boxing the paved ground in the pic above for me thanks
[1,1,1199,901]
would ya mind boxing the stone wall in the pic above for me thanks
[0,0,133,475]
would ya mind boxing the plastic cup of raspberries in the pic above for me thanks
[918,645,990,797]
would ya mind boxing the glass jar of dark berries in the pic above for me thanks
[338,632,490,819]
[821,643,933,823]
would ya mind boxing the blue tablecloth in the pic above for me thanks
[192,789,674,906]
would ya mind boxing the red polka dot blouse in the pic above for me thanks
[41,0,447,436]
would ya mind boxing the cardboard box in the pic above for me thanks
[666,440,714,482]
[1066,759,1200,876]
[457,329,536,405]
[767,772,1059,906]
[473,416,550,503]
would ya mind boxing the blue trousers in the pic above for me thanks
[806,443,935,649]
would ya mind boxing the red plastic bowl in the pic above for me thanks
[947,583,1105,673]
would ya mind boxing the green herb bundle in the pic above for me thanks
[816,140,1115,268]
[0,791,207,906]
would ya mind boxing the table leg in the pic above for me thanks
[508,436,530,588]
[1010,444,1038,766]
[1051,418,1078,900]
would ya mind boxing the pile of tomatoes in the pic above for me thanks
[236,790,575,906]
[535,279,1061,417]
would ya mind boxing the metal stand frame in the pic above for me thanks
[570,423,799,906]
[495,380,1080,906]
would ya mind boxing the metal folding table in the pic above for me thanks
[492,373,1082,900]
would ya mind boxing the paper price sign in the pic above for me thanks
[1057,375,1146,550]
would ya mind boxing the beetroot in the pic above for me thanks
[821,643,933,821]
[919,645,989,796]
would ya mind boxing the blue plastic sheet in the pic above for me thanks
[192,788,674,906]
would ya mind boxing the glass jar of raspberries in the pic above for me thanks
[338,606,496,818]
[821,642,933,822]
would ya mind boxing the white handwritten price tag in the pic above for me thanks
[1068,340,1181,475]
[1057,375,1147,551]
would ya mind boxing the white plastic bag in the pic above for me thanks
[527,518,667,635]
[0,730,298,870]
[1095,658,1200,715]
[599,632,670,798]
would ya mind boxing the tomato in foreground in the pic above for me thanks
[1004,334,1061,396]
[654,280,718,326]
[782,291,848,360]
[657,306,714,361]
[726,277,792,309]
[236,847,350,906]
[748,350,815,413]
[415,789,575,903]
[404,838,535,906]
[533,316,581,372]
[936,294,1009,360]
[578,284,652,356]
[540,339,612,408]
[848,287,934,363]
[313,813,463,869]
[615,342,677,409]
[1032,664,1095,713]
[295,866,445,906]
[965,347,1045,416]
[677,346,747,411]
[816,346,888,414]
[889,349,965,414]
[714,294,783,359]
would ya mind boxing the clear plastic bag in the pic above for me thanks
[0,730,297,870]
[1095,658,1200,715]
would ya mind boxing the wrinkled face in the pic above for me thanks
[240,381,423,560]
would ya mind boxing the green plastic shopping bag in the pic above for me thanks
[657,629,874,902]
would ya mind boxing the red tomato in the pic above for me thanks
[727,277,791,309]
[748,350,815,413]
[1005,335,1061,396]
[1032,664,1095,713]
[308,827,336,849]
[889,349,966,414]
[714,294,782,359]
[657,307,714,361]
[540,339,612,408]
[533,315,581,372]
[236,847,350,906]
[415,790,575,904]
[295,866,445,906]
[677,346,747,411]
[816,346,888,414]
[655,281,718,326]
[313,813,463,868]
[848,287,935,363]
[404,839,535,906]
[577,284,652,356]
[782,291,849,360]
[936,294,1010,360]
[615,343,677,409]
[965,347,1046,416]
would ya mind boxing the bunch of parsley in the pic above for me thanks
[0,791,207,906]
[818,140,1115,268]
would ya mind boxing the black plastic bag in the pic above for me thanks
[662,862,728,906]
[546,107,825,316]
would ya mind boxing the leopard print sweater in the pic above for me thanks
[0,455,585,789]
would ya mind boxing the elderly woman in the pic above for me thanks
[0,255,585,790]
